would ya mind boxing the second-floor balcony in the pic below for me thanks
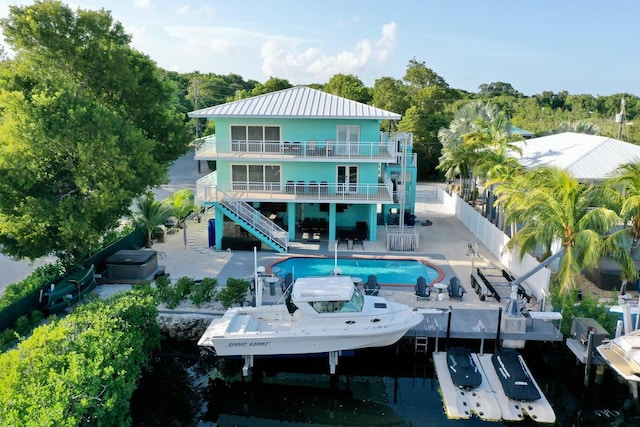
[194,135,396,162]
[196,172,393,205]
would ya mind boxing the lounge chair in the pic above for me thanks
[415,276,430,300]
[365,274,380,296]
[448,276,465,300]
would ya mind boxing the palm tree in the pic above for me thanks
[133,194,173,247]
[165,188,198,226]
[602,161,640,282]
[494,166,635,295]
[548,120,599,135]
[464,115,525,226]
[437,100,518,203]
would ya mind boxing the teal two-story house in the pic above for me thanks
[188,86,416,253]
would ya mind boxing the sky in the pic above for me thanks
[1,0,639,97]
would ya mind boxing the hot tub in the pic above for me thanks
[106,250,159,280]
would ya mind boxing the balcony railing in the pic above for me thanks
[195,135,396,161]
[196,172,393,204]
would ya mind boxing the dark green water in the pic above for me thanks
[131,340,640,426]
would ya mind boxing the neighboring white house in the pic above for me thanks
[514,132,640,182]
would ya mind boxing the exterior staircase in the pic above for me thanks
[215,196,288,253]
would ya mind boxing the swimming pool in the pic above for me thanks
[267,256,443,286]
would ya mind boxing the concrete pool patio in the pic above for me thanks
[145,186,508,313]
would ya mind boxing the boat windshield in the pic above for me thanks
[310,286,364,313]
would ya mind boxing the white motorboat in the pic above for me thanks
[596,329,640,382]
[198,275,424,374]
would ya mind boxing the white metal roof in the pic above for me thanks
[513,132,640,182]
[188,86,402,120]
[291,276,355,302]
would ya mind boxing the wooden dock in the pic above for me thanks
[408,308,563,344]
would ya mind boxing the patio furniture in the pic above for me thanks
[415,276,430,300]
[448,276,465,300]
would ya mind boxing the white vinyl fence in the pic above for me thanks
[439,188,551,301]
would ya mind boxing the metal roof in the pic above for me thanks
[514,132,640,182]
[188,86,402,120]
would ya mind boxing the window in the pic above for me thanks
[231,125,281,152]
[231,164,281,191]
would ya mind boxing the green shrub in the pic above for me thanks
[157,284,182,309]
[0,263,63,311]
[215,278,249,309]
[0,289,160,426]
[0,329,17,350]
[155,275,170,287]
[1,311,47,352]
[175,277,195,299]
[190,277,217,307]
[154,276,197,309]
[550,285,616,336]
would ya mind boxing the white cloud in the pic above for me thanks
[133,0,152,10]
[176,4,216,18]
[261,22,398,84]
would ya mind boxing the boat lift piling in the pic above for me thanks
[477,320,486,355]
[442,306,454,352]
[495,307,503,353]
[434,318,441,353]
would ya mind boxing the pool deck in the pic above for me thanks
[118,184,561,345]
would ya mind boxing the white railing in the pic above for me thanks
[196,171,218,204]
[385,225,419,251]
[195,137,396,161]
[194,135,217,158]
[196,173,393,203]
[217,197,288,251]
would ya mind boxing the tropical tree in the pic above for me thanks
[133,194,174,247]
[165,189,198,226]
[323,74,372,103]
[465,115,525,226]
[403,58,449,91]
[250,77,292,96]
[494,167,636,295]
[372,76,410,134]
[399,60,458,179]
[602,161,640,281]
[0,1,190,263]
[547,120,599,135]
[437,100,508,200]
[477,81,523,98]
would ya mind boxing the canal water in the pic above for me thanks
[131,339,640,426]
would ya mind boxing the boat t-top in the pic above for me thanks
[198,275,424,375]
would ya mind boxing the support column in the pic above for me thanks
[328,204,337,241]
[368,205,377,241]
[287,202,296,241]
[329,351,339,375]
[215,206,225,250]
